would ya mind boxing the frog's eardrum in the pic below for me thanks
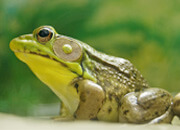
[53,37,82,62]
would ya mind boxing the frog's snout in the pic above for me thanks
[18,34,33,40]
[9,34,34,52]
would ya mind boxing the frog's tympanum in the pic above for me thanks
[10,26,180,124]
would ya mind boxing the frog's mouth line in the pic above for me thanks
[28,51,61,63]
[16,48,66,64]
[14,50,85,78]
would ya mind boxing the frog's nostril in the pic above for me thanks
[19,35,25,39]
[18,34,33,40]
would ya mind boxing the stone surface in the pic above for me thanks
[0,113,180,130]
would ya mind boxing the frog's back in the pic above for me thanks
[81,42,149,99]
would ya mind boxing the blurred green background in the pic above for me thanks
[0,0,180,116]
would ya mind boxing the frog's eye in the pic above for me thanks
[37,28,53,44]
[53,37,82,62]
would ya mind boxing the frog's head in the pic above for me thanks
[10,26,95,115]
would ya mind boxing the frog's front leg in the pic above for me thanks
[119,88,174,124]
[74,80,105,120]
[53,102,74,121]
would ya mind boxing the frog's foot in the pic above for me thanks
[74,80,105,120]
[148,104,173,124]
[172,93,180,118]
[119,88,174,124]
[52,102,74,121]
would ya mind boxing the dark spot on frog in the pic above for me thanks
[118,101,122,106]
[115,96,119,103]
[90,117,98,120]
[74,83,79,93]
[132,72,137,80]
[80,92,86,102]
[114,86,119,91]
[37,49,41,52]
[108,107,112,113]
[94,67,99,71]
[155,111,159,116]
[161,93,166,98]
[108,93,119,103]
[89,113,96,119]
[109,93,113,101]
[86,90,90,94]
[165,106,169,111]
[74,114,77,118]
[56,35,61,38]
[121,106,124,109]
[123,110,129,115]
[152,98,156,101]
[146,106,150,109]
[135,88,140,92]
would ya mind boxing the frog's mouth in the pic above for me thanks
[10,34,82,115]
[10,34,58,61]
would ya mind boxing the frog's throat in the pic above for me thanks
[14,52,80,115]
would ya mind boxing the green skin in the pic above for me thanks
[10,26,180,124]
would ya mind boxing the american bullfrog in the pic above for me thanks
[10,26,180,124]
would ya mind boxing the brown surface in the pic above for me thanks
[0,113,180,130]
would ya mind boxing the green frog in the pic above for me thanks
[10,26,180,124]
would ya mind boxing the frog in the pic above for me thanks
[10,26,180,124]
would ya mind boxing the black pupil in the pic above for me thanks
[39,29,49,37]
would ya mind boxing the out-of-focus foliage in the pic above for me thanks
[0,0,180,116]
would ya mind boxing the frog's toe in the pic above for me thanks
[172,93,180,117]
[51,115,74,121]
[148,105,174,124]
